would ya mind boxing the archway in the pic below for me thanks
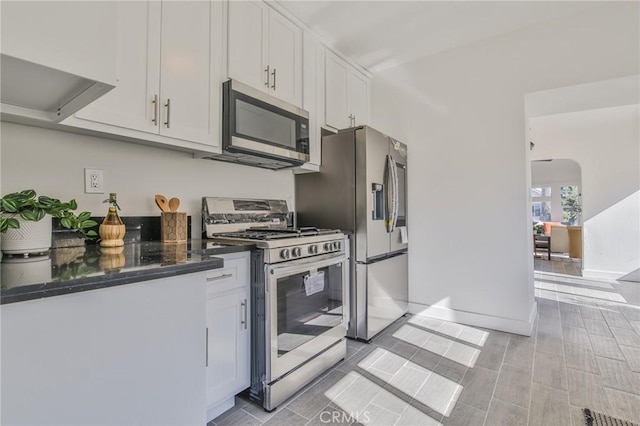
[530,158,583,275]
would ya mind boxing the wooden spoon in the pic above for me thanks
[155,194,170,213]
[168,197,180,213]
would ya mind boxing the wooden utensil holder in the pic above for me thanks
[161,212,187,243]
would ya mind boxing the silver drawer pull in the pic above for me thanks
[205,327,209,367]
[241,299,247,330]
[206,273,233,282]
[152,94,158,125]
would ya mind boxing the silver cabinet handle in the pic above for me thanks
[164,98,171,128]
[152,94,159,126]
[241,299,247,329]
[205,327,209,367]
[271,68,277,90]
[348,114,354,127]
[265,65,270,87]
[206,273,233,282]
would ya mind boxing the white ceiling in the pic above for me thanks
[525,75,640,118]
[276,1,606,73]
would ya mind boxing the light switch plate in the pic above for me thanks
[84,168,104,194]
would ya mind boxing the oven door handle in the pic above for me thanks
[267,253,346,278]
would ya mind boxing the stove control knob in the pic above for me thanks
[334,241,341,250]
[292,247,302,257]
[324,242,333,251]
[280,249,291,259]
[309,245,318,254]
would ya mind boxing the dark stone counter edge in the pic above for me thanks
[1,244,255,306]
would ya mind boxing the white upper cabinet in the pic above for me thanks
[160,1,217,144]
[324,50,369,130]
[324,51,349,130]
[348,71,369,127]
[75,1,160,134]
[228,1,302,107]
[267,11,303,106]
[71,0,223,149]
[294,30,323,172]
[227,1,268,93]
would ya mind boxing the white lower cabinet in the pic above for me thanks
[0,273,207,426]
[205,251,251,422]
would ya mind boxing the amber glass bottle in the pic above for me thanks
[99,193,125,247]
[103,193,123,225]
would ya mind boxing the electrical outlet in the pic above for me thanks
[84,169,104,194]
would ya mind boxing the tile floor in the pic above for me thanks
[210,270,640,426]
[534,255,582,277]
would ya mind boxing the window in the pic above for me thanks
[561,186,581,225]
[531,187,551,221]
[531,187,551,198]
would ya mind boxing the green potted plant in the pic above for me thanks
[533,222,545,235]
[0,189,98,255]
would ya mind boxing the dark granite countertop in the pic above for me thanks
[0,240,255,305]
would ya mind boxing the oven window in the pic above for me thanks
[235,99,296,149]
[276,263,343,357]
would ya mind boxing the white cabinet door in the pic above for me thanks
[298,30,323,170]
[206,288,250,408]
[268,10,302,106]
[67,0,223,151]
[324,51,349,130]
[160,0,216,145]
[227,1,302,106]
[205,252,251,421]
[76,1,161,134]
[325,50,370,130]
[227,1,269,91]
[348,70,369,126]
[1,273,207,426]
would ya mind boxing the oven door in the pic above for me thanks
[265,252,348,381]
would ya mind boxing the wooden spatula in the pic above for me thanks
[155,194,170,213]
[168,197,180,212]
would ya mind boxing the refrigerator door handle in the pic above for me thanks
[391,157,400,231]
[385,155,399,233]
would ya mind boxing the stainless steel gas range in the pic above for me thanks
[203,197,348,411]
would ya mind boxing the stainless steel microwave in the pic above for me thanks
[216,79,310,170]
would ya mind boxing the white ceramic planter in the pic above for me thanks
[1,256,52,287]
[1,216,52,256]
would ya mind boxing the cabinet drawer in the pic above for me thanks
[205,252,250,294]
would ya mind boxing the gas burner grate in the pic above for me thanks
[213,227,342,241]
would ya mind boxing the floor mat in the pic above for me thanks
[583,408,639,426]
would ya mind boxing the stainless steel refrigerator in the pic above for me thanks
[295,126,408,341]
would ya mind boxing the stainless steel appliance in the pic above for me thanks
[203,197,348,411]
[295,126,408,341]
[202,80,310,170]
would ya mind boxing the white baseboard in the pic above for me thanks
[582,269,628,281]
[207,396,235,423]
[407,302,537,336]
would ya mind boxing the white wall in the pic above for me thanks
[531,159,581,223]
[370,2,639,334]
[0,122,295,237]
[530,105,640,278]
